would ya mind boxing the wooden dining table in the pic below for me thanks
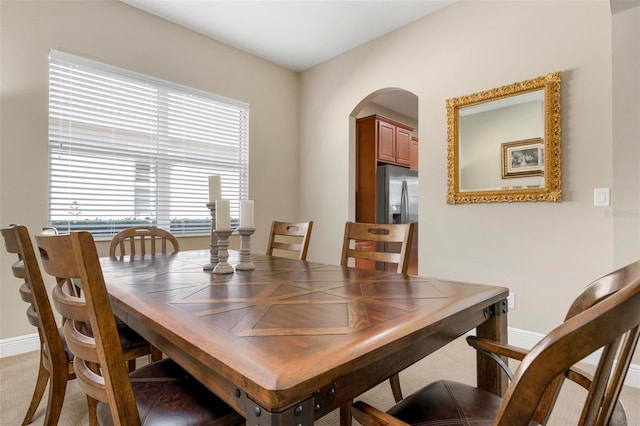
[101,249,509,425]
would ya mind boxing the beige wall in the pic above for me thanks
[0,0,298,339]
[298,0,638,347]
[612,2,640,267]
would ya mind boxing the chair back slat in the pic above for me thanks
[591,327,639,425]
[26,305,40,328]
[344,248,403,265]
[109,226,180,258]
[579,335,621,425]
[266,221,313,260]
[37,231,141,425]
[341,222,414,274]
[19,282,33,303]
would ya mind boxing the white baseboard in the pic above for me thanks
[0,332,40,358]
[2,328,639,389]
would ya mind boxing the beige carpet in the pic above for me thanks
[1,336,638,425]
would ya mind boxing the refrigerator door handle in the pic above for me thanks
[400,179,409,224]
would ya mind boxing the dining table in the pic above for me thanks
[101,249,509,425]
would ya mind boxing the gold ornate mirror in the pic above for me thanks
[446,72,561,204]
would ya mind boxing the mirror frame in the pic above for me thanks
[446,71,562,204]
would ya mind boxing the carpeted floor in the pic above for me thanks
[1,336,638,425]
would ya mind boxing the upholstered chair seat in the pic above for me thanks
[386,380,540,426]
[96,358,242,426]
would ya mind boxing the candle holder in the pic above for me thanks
[235,228,255,271]
[212,229,234,274]
[203,202,219,271]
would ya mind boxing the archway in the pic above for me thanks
[349,88,419,274]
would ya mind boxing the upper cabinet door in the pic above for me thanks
[376,118,412,167]
[377,120,396,164]
[410,137,419,171]
[395,127,411,167]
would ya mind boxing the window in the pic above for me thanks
[48,50,249,238]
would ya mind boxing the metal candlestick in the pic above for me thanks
[235,228,255,271]
[212,229,234,274]
[203,202,219,271]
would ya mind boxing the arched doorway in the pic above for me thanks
[350,88,419,274]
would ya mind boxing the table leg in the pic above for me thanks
[340,403,352,426]
[475,299,509,396]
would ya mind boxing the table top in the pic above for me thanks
[101,250,508,421]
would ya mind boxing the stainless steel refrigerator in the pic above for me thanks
[376,164,418,225]
[376,164,419,274]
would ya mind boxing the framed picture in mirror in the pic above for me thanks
[502,138,544,178]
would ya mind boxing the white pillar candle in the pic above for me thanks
[208,175,221,203]
[215,200,231,230]
[240,200,254,228]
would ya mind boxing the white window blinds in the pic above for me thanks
[48,50,249,237]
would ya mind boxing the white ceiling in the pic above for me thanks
[121,0,456,72]
[121,0,453,120]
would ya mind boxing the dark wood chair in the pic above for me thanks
[266,220,313,260]
[352,261,640,426]
[339,221,414,425]
[36,230,244,426]
[464,260,640,425]
[109,226,180,258]
[1,225,152,425]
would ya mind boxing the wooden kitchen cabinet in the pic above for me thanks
[373,116,412,167]
[410,136,419,171]
[356,114,414,224]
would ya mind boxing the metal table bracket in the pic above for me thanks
[483,299,508,318]
[312,382,337,415]
[237,388,315,426]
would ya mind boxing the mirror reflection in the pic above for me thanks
[459,90,544,191]
[447,72,562,204]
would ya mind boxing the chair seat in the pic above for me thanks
[96,359,243,425]
[57,328,75,362]
[387,380,541,426]
[114,317,150,353]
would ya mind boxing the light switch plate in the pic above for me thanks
[594,188,610,207]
